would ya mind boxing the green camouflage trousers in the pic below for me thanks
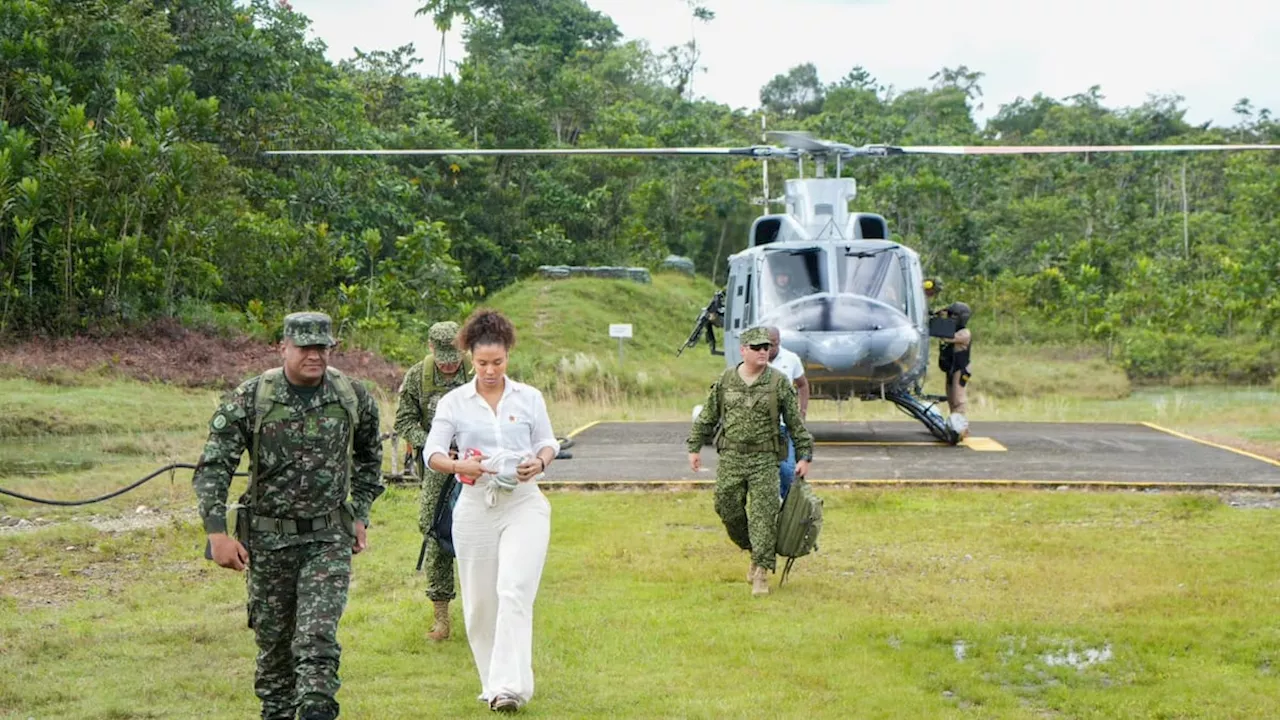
[713,450,781,572]
[417,464,458,602]
[248,539,352,719]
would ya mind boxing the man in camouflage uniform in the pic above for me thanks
[687,326,814,597]
[195,312,384,720]
[393,320,469,642]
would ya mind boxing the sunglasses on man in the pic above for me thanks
[747,342,772,351]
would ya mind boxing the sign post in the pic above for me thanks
[609,323,633,364]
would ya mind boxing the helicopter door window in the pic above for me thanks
[762,249,825,310]
[878,256,909,313]
[837,254,884,296]
[838,253,909,313]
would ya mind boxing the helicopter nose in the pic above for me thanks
[800,325,921,372]
[767,295,921,372]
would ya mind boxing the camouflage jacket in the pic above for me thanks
[393,355,471,449]
[687,365,814,460]
[193,369,384,548]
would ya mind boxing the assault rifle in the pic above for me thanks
[676,289,726,357]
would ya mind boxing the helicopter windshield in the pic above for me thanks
[837,251,909,314]
[761,248,826,309]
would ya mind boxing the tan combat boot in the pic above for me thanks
[751,566,770,597]
[748,562,758,583]
[427,600,451,641]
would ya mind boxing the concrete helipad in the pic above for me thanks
[546,421,1280,489]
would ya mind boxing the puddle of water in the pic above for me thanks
[1041,643,1113,670]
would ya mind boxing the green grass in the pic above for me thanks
[2,489,1279,718]
[485,271,728,400]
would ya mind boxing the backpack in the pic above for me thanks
[427,477,463,558]
[775,476,824,585]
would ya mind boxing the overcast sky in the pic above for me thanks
[291,0,1280,128]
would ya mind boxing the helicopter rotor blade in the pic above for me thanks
[890,144,1280,156]
[263,146,789,158]
[764,131,837,153]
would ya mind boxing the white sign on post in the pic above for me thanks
[609,323,633,363]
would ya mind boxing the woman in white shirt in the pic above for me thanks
[423,309,559,714]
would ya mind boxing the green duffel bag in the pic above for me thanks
[775,477,823,585]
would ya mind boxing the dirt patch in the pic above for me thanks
[0,508,202,609]
[0,318,406,392]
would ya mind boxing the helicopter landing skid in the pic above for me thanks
[885,390,960,445]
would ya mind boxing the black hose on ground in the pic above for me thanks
[0,463,248,507]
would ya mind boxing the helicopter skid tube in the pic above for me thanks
[885,389,960,445]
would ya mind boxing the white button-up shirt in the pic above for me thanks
[423,376,560,474]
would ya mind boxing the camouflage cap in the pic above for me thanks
[428,321,462,364]
[740,327,771,346]
[283,311,336,347]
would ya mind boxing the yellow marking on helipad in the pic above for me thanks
[566,420,601,439]
[961,437,1007,452]
[1141,422,1280,467]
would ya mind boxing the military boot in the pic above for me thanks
[298,699,339,720]
[427,600,451,641]
[748,562,758,583]
[751,565,770,597]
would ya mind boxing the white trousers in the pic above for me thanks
[452,481,551,705]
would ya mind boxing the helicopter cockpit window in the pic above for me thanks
[762,249,826,309]
[838,251,909,313]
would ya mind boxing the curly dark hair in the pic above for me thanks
[457,308,516,351]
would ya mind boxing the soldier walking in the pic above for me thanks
[394,321,470,641]
[194,312,385,720]
[687,326,814,596]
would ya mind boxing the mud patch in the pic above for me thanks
[0,509,200,609]
[0,318,405,392]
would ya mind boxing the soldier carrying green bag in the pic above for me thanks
[687,326,814,597]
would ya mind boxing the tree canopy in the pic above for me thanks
[1,0,1277,381]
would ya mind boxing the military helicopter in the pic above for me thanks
[266,132,1280,444]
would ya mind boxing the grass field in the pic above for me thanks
[3,330,1279,718]
[2,489,1279,719]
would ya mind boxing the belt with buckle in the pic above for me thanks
[250,507,344,535]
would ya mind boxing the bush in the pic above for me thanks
[1117,331,1280,384]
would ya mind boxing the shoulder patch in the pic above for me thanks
[212,414,228,430]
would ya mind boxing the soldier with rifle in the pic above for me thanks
[395,321,470,642]
[677,289,726,356]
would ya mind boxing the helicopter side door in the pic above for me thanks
[723,255,755,367]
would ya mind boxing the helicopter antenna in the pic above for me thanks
[761,115,769,215]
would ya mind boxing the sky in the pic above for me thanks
[290,0,1280,129]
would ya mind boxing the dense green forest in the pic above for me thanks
[2,0,1278,381]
